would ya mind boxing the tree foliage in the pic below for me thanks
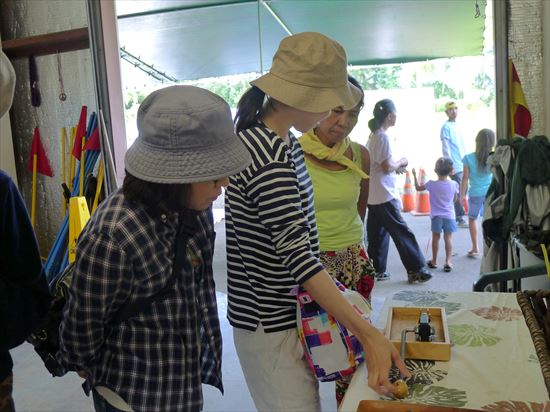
[473,71,495,107]
[123,57,495,111]
[349,65,402,91]
[125,90,146,110]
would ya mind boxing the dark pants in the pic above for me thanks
[450,172,465,221]
[367,199,425,274]
[0,373,14,412]
[93,391,127,412]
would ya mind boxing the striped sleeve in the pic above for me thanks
[246,161,323,284]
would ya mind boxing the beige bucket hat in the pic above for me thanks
[251,32,362,113]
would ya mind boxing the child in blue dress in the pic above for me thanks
[460,129,495,257]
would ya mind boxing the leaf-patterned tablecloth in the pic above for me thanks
[340,291,550,411]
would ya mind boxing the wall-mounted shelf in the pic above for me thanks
[2,27,89,59]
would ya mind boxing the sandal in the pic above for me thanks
[426,260,438,269]
[407,268,433,284]
[467,251,479,258]
[443,264,452,272]
[375,272,391,281]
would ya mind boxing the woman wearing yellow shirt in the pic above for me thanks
[299,76,374,406]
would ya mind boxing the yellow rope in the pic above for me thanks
[540,244,550,278]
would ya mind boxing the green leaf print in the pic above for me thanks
[433,301,462,315]
[389,360,447,385]
[391,291,462,315]
[449,324,502,347]
[481,400,550,411]
[408,385,468,407]
[393,291,448,305]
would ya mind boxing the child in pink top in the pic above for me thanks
[412,158,459,272]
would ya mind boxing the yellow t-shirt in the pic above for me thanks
[304,142,364,251]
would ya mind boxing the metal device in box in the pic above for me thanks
[385,306,451,361]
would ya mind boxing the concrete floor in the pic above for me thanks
[11,212,483,412]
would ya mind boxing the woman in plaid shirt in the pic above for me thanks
[58,86,251,412]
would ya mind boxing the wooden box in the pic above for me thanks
[357,400,483,412]
[385,306,451,361]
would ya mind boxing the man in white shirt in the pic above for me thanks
[440,101,467,227]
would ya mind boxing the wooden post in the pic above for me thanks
[2,28,89,59]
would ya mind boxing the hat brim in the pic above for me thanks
[124,131,251,184]
[251,73,362,113]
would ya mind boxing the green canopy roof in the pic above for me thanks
[116,0,487,81]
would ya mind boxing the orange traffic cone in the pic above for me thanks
[412,168,430,216]
[401,170,415,212]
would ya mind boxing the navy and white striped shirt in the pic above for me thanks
[225,124,324,332]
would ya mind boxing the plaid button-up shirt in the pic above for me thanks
[59,190,223,411]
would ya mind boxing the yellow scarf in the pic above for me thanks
[300,130,369,179]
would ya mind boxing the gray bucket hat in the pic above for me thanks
[125,85,251,184]
[0,50,16,118]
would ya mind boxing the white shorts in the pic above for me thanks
[233,324,320,412]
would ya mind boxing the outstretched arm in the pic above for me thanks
[411,168,425,191]
[357,145,370,221]
[460,165,470,201]
[303,271,410,395]
[441,126,451,158]
[381,157,408,174]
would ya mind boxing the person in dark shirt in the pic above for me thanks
[0,49,51,412]
[58,86,251,412]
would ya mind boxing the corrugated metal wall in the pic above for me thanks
[0,0,96,256]
[508,0,545,136]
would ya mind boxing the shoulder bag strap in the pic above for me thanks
[112,211,199,323]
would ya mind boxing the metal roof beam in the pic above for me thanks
[260,0,293,36]
[117,1,255,19]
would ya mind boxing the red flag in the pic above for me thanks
[84,127,100,151]
[72,105,88,159]
[27,127,53,177]
[508,60,532,138]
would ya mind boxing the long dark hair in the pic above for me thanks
[475,129,496,171]
[347,75,364,110]
[368,99,396,132]
[234,86,269,133]
[123,171,191,215]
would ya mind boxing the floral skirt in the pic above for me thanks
[319,242,376,303]
[319,242,376,406]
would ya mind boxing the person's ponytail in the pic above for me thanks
[235,86,266,133]
[368,99,396,133]
[368,118,380,132]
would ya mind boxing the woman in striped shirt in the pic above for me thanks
[225,32,409,411]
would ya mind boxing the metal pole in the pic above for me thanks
[117,0,255,19]
[86,0,127,184]
[493,0,509,140]
[543,0,550,136]
[257,0,264,73]
[260,0,293,36]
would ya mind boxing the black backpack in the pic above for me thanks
[28,215,194,377]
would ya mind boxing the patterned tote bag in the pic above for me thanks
[293,280,371,382]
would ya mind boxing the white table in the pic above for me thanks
[340,291,550,411]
